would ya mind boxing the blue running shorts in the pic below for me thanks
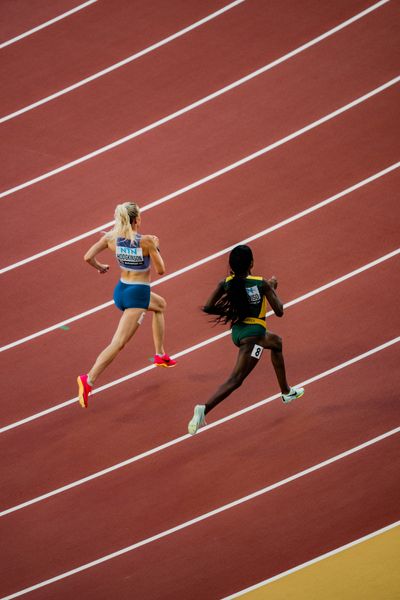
[113,280,151,311]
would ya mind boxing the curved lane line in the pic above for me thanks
[1,163,398,351]
[223,521,400,599]
[1,336,398,516]
[1,426,399,599]
[0,88,398,275]
[1,17,395,199]
[1,1,245,121]
[0,1,98,49]
[0,0,386,122]
[1,251,398,433]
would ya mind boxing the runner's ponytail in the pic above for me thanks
[108,202,140,240]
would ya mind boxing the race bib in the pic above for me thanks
[116,245,144,265]
[246,285,261,304]
[251,344,263,359]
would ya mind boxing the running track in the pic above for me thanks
[0,1,399,598]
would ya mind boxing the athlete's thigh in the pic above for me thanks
[231,338,262,380]
[148,291,166,312]
[258,331,281,351]
[111,308,145,345]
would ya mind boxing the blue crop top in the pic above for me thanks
[115,234,151,272]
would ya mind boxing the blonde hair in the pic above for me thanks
[108,202,140,241]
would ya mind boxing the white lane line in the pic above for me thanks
[1,251,398,433]
[2,427,399,600]
[0,1,98,49]
[1,163,398,350]
[0,1,393,275]
[0,131,397,276]
[1,335,398,516]
[0,1,245,121]
[223,520,400,599]
[0,0,388,122]
[1,25,396,200]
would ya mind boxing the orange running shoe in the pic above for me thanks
[77,374,92,408]
[153,353,177,368]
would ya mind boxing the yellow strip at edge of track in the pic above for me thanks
[240,525,400,600]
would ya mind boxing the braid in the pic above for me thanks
[209,245,253,326]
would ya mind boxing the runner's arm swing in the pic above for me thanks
[202,281,226,315]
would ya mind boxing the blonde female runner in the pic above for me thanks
[77,202,176,408]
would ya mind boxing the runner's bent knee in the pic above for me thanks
[272,334,282,352]
[263,333,282,351]
[149,293,166,312]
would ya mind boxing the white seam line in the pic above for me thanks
[1,29,396,200]
[0,1,393,273]
[1,162,398,350]
[222,520,400,599]
[0,132,398,275]
[0,1,98,49]
[0,1,245,120]
[2,427,399,600]
[0,0,388,122]
[1,335,398,516]
[1,251,398,434]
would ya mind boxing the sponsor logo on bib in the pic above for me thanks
[116,246,144,265]
[246,285,261,304]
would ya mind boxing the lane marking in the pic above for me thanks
[1,42,397,200]
[0,0,393,273]
[0,164,398,350]
[0,1,245,121]
[222,521,400,599]
[1,336,398,516]
[1,427,398,599]
[0,0,388,122]
[0,1,98,49]
[1,250,398,433]
[0,134,397,274]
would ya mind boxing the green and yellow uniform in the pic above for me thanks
[224,275,268,347]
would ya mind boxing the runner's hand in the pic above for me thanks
[268,276,278,289]
[98,264,110,274]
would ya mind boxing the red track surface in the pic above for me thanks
[0,1,399,598]
[0,0,89,42]
[2,0,380,177]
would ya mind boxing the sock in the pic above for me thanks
[87,375,94,387]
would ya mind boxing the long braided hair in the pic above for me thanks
[211,245,254,326]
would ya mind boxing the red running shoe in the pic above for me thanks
[153,353,177,368]
[77,374,92,408]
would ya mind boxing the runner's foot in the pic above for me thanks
[77,374,92,408]
[281,386,304,404]
[188,404,207,435]
[154,353,177,368]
